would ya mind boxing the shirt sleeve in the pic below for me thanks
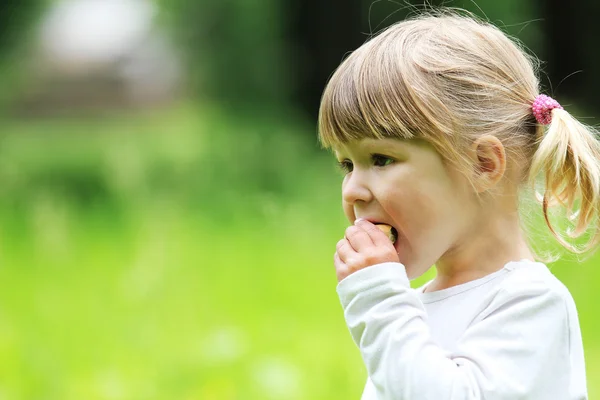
[337,262,575,400]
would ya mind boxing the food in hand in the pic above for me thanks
[375,224,397,244]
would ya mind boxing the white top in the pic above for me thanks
[337,260,587,400]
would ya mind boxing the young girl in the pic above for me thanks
[318,9,598,400]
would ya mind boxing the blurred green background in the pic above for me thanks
[0,0,598,399]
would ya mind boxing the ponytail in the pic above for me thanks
[528,107,600,255]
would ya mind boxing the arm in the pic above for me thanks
[338,262,572,400]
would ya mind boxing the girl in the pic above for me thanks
[319,9,597,400]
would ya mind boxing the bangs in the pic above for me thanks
[317,31,445,149]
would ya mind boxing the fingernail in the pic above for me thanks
[354,218,364,225]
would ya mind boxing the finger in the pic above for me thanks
[336,238,366,273]
[334,251,345,268]
[336,238,357,264]
[355,219,395,247]
[345,225,374,252]
[334,252,349,282]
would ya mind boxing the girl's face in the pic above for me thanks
[334,138,479,279]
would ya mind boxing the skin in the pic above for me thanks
[333,136,535,291]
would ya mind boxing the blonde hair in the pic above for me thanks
[318,9,600,259]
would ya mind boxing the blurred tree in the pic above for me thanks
[0,0,40,51]
[158,0,600,123]
[284,0,364,120]
[0,0,44,113]
[286,0,544,121]
[159,0,290,113]
[539,0,600,114]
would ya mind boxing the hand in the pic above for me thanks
[334,219,400,282]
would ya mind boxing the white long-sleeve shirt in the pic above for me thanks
[337,259,587,399]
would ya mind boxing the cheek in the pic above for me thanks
[384,187,460,278]
[380,172,466,253]
[380,180,443,233]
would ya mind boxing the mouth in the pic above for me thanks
[373,223,398,244]
[357,217,401,247]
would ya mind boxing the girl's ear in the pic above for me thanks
[471,135,506,193]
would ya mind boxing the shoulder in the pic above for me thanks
[481,260,575,319]
[500,260,573,299]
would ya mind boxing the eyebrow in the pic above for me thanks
[361,139,402,151]
[354,139,408,152]
[334,139,410,160]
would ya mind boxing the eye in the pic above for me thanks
[337,159,353,174]
[372,154,394,167]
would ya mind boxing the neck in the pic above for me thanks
[426,210,535,292]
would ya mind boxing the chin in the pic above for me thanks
[405,267,421,281]
[402,260,431,281]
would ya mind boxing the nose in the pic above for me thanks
[342,170,373,205]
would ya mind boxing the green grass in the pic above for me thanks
[0,104,597,399]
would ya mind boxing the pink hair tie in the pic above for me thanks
[532,94,563,125]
